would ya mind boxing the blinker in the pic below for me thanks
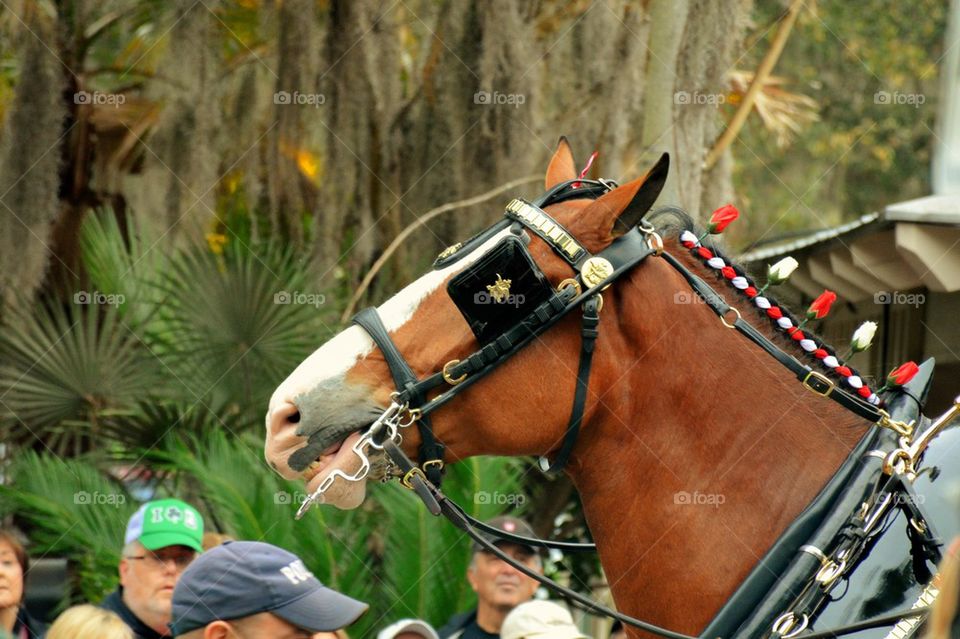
[447,235,554,345]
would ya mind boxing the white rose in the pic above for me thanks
[851,321,878,352]
[767,257,799,285]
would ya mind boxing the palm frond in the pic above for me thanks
[148,239,335,411]
[0,302,163,454]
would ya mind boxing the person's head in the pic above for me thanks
[500,600,588,639]
[0,531,27,612]
[467,517,542,614]
[377,618,439,639]
[170,541,367,638]
[46,604,133,639]
[119,499,204,633]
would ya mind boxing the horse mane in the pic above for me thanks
[646,206,876,390]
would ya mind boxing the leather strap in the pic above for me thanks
[352,308,445,485]
[540,294,601,474]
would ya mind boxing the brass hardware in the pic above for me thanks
[591,294,604,313]
[443,360,467,385]
[399,407,422,428]
[802,370,835,398]
[506,199,584,259]
[904,394,960,458]
[816,558,846,587]
[799,544,828,566]
[557,278,581,296]
[580,256,614,288]
[720,307,741,329]
[877,409,915,439]
[772,612,809,638]
[882,448,911,476]
[645,231,664,256]
[910,518,926,535]
[400,466,427,490]
[486,273,512,303]
[421,459,444,474]
[437,242,463,260]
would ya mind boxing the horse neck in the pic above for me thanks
[567,246,865,634]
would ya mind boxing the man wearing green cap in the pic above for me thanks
[101,498,204,639]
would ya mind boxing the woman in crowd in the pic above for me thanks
[0,530,45,639]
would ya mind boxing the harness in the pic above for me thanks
[293,178,947,638]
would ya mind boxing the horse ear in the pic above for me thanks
[545,136,577,190]
[586,153,669,236]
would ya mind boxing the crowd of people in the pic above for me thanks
[2,498,959,638]
[0,501,613,638]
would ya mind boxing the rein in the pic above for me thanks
[294,180,935,637]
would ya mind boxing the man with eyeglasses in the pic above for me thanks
[101,498,204,639]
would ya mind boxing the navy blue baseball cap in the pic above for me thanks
[170,541,368,634]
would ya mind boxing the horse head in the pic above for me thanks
[264,138,669,509]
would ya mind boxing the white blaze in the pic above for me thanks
[267,228,513,414]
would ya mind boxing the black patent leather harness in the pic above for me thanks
[350,180,931,638]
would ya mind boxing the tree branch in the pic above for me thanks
[704,0,805,171]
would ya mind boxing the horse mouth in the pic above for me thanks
[301,439,347,483]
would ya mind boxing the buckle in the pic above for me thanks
[802,370,835,397]
[421,459,444,473]
[401,467,427,490]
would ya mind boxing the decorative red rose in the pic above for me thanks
[806,290,837,320]
[707,204,739,234]
[887,361,920,387]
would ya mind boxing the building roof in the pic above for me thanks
[740,195,960,299]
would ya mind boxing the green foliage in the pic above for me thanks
[0,451,134,603]
[732,0,949,248]
[150,238,332,412]
[0,301,162,455]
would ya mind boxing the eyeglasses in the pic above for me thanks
[124,550,196,570]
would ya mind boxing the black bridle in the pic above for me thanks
[346,179,931,638]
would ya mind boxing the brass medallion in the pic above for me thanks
[580,256,614,288]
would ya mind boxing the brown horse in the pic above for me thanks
[265,140,867,635]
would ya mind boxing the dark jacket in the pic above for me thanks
[100,589,168,639]
[437,610,476,639]
[12,606,47,639]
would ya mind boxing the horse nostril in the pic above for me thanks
[287,411,300,424]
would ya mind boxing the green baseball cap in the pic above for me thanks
[125,498,204,552]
